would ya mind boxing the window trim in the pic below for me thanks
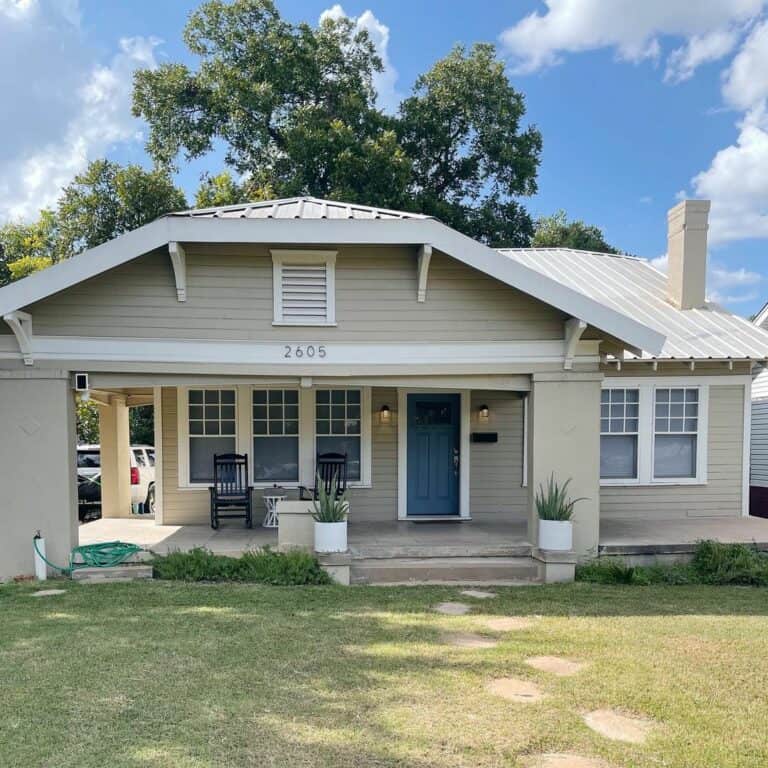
[600,379,708,487]
[271,250,337,327]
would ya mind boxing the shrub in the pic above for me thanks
[152,547,331,585]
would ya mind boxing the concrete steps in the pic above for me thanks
[350,555,540,585]
[72,564,153,582]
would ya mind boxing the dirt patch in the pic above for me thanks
[31,589,67,597]
[440,632,499,649]
[524,754,612,768]
[433,602,471,616]
[482,616,534,632]
[525,656,585,676]
[486,677,544,703]
[460,589,496,600]
[583,709,653,744]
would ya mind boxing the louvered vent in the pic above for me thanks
[280,263,328,323]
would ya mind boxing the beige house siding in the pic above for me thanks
[469,391,528,519]
[601,385,744,519]
[27,246,566,342]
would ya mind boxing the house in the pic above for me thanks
[750,303,768,517]
[2,197,768,583]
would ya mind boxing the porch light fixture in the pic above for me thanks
[379,404,391,423]
[478,404,490,423]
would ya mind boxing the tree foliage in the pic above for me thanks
[133,0,542,245]
[532,210,620,254]
[194,171,249,208]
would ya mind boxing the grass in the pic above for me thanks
[2,581,768,767]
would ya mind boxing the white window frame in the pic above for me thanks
[600,378,709,487]
[599,387,640,483]
[178,386,239,488]
[250,386,303,487]
[271,250,337,327]
[177,384,371,490]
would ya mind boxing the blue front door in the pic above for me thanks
[407,393,460,516]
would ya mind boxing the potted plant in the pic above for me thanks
[312,474,349,553]
[535,474,585,551]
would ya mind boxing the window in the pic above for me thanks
[316,389,361,481]
[272,250,336,326]
[188,389,236,483]
[77,450,100,468]
[252,389,299,483]
[600,388,639,479]
[133,449,147,467]
[146,449,156,467]
[654,388,698,479]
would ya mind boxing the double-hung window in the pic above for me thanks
[600,388,639,480]
[653,388,698,479]
[188,389,236,483]
[252,389,300,483]
[315,389,362,481]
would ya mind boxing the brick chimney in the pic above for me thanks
[666,199,710,309]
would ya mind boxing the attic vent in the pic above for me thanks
[272,250,337,326]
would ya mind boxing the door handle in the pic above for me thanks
[453,448,459,475]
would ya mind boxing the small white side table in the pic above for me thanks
[262,489,287,529]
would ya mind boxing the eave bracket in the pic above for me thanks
[169,241,187,302]
[3,310,34,366]
[417,244,432,303]
[563,317,587,370]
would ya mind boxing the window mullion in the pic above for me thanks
[638,384,653,484]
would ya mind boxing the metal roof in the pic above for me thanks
[168,196,429,221]
[500,247,768,361]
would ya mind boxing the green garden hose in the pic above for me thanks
[33,535,143,576]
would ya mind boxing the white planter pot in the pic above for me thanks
[538,519,573,551]
[314,521,348,553]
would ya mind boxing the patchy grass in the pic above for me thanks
[1,581,767,767]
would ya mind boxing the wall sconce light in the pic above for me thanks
[478,404,490,423]
[379,404,391,423]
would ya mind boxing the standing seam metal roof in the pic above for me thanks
[499,247,768,360]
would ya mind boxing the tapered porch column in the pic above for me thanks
[527,372,602,559]
[98,395,132,518]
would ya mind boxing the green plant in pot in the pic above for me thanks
[536,474,586,551]
[312,473,349,553]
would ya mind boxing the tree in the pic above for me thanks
[0,210,59,286]
[194,171,249,208]
[77,402,100,445]
[129,406,154,446]
[133,0,541,245]
[57,160,187,255]
[532,210,619,254]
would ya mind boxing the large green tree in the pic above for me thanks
[0,210,59,285]
[532,210,620,254]
[133,0,542,245]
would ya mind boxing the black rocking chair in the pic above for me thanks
[299,452,348,500]
[209,453,253,529]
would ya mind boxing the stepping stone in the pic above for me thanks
[583,709,653,744]
[524,754,611,768]
[460,589,496,600]
[433,601,471,616]
[486,677,544,703]
[526,656,585,677]
[482,616,533,632]
[440,631,499,649]
[31,589,66,597]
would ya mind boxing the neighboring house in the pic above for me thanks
[2,196,768,581]
[750,303,768,517]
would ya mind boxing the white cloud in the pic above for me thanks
[319,4,400,112]
[0,1,159,221]
[649,252,761,303]
[722,19,768,109]
[499,0,764,76]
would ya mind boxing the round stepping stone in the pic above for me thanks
[583,709,653,744]
[524,754,611,768]
[440,631,499,649]
[433,601,471,616]
[482,616,533,632]
[526,656,585,677]
[486,677,544,703]
[460,589,496,600]
[31,589,66,597]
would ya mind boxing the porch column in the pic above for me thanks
[98,395,132,518]
[527,372,602,559]
[0,372,78,579]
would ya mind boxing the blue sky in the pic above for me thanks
[1,0,767,314]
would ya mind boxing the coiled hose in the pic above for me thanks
[33,535,143,576]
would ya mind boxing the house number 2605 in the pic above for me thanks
[283,344,327,359]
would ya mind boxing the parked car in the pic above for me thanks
[77,444,156,522]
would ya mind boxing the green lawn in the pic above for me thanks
[1,581,767,768]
